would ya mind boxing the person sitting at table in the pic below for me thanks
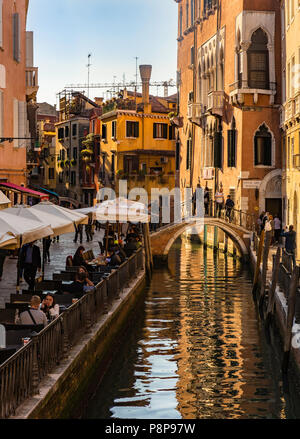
[64,267,95,299]
[40,293,59,322]
[73,246,90,271]
[124,237,137,257]
[113,242,126,263]
[17,295,48,327]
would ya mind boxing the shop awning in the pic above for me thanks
[0,182,49,199]
[36,186,60,199]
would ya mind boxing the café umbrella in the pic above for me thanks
[30,201,88,226]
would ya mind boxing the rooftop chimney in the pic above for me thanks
[139,65,152,111]
[94,97,104,106]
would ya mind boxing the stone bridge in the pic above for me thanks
[150,217,253,265]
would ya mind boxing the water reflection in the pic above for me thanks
[82,236,298,419]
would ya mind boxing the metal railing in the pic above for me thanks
[210,201,257,232]
[0,247,144,419]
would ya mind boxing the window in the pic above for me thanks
[48,168,54,180]
[179,7,183,37]
[214,131,222,168]
[169,125,176,140]
[186,135,192,170]
[111,153,115,177]
[59,172,63,183]
[254,124,272,166]
[126,121,139,138]
[191,0,194,25]
[58,127,64,140]
[70,171,76,186]
[191,46,195,66]
[153,123,168,139]
[102,124,107,141]
[72,124,77,137]
[13,13,20,62]
[227,119,237,168]
[176,141,180,171]
[73,147,77,160]
[112,120,116,139]
[247,28,269,90]
[65,126,69,138]
[186,1,189,28]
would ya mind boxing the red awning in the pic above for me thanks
[0,182,49,199]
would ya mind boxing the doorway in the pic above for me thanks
[265,198,282,219]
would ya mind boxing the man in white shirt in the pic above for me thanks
[274,215,281,244]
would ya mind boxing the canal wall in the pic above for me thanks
[11,270,146,419]
[249,246,300,379]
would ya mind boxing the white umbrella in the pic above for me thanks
[30,201,88,227]
[76,197,149,223]
[0,210,53,248]
[4,205,74,237]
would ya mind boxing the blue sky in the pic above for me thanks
[27,0,178,105]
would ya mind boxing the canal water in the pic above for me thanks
[80,236,300,419]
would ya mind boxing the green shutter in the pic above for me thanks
[153,123,157,139]
[214,132,222,168]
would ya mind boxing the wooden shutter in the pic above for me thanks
[227,129,236,167]
[13,99,19,148]
[13,13,20,62]
[134,122,139,138]
[18,101,27,147]
[153,123,157,139]
[213,132,222,168]
[163,124,168,139]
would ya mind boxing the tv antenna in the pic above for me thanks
[87,53,92,98]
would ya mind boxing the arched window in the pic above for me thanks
[247,28,269,90]
[227,117,237,168]
[254,124,272,166]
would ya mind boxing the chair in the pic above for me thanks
[0,309,18,324]
[66,255,73,269]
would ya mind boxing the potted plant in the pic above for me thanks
[71,158,77,166]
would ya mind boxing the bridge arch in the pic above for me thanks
[150,218,251,264]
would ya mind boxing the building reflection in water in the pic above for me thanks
[82,233,293,419]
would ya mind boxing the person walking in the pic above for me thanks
[20,241,41,291]
[215,187,224,218]
[281,225,297,269]
[74,223,83,244]
[273,215,282,244]
[44,236,52,263]
[225,195,234,223]
[204,186,210,215]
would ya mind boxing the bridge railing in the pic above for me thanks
[0,247,144,419]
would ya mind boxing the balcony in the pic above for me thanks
[284,93,300,123]
[187,102,204,125]
[207,91,225,117]
[26,67,39,99]
[229,80,276,105]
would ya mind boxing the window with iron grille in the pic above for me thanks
[153,123,168,139]
[247,28,269,90]
[126,121,139,138]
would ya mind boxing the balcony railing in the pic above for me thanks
[207,91,224,116]
[187,102,204,124]
[26,67,39,97]
[229,81,276,93]
[285,93,300,122]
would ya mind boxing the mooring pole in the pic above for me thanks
[251,230,265,299]
[258,230,272,313]
[265,246,281,325]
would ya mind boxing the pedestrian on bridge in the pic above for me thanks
[281,225,297,269]
[215,187,224,218]
[225,195,234,223]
